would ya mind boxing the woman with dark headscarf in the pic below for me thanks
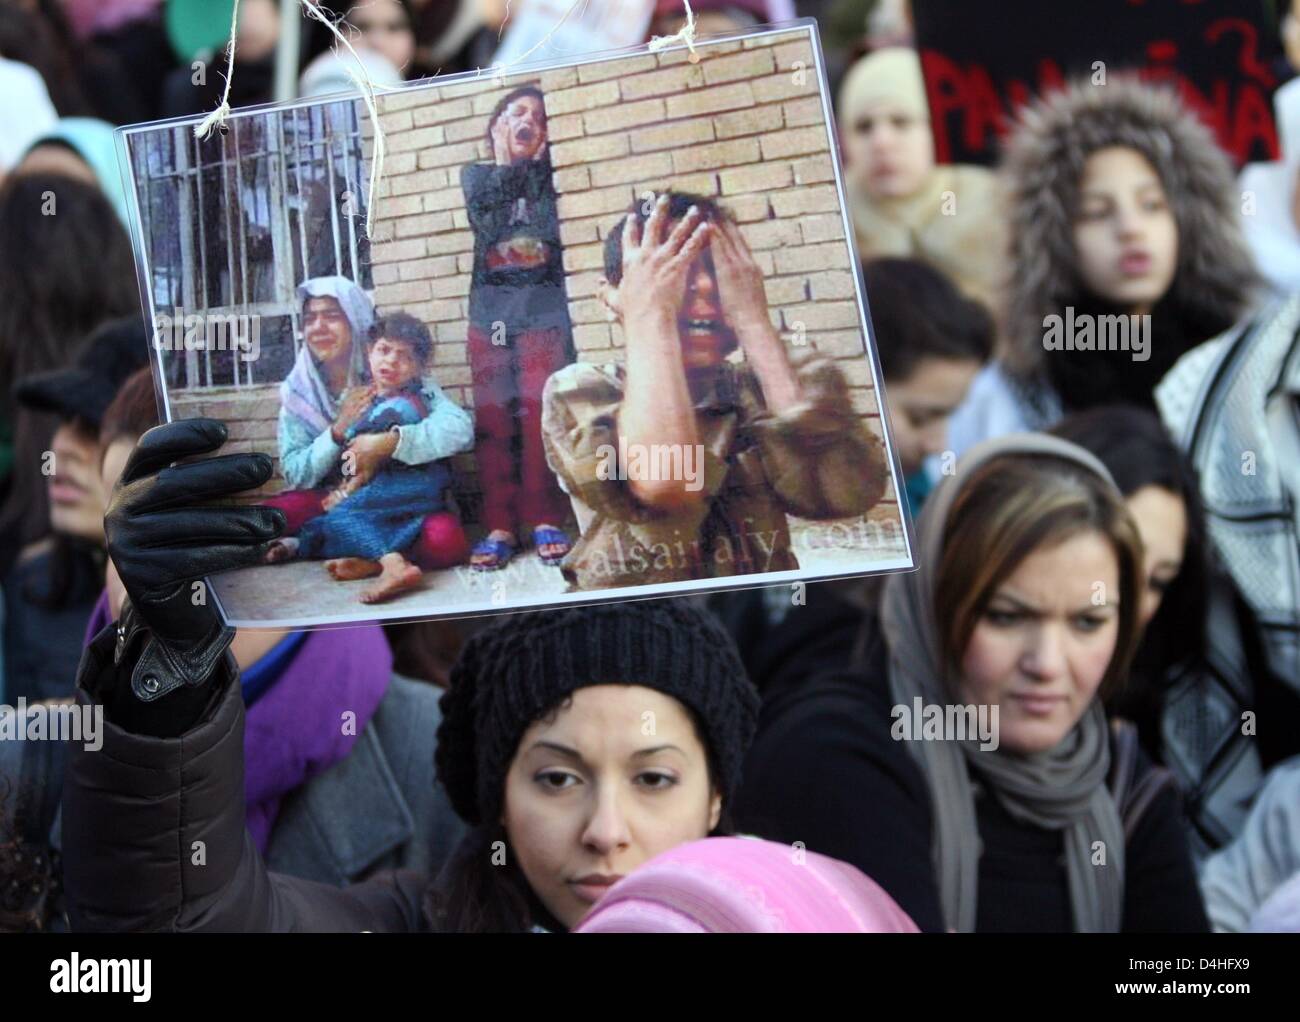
[736,433,1209,932]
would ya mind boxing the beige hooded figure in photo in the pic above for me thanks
[837,47,1006,315]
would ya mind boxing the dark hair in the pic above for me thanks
[100,368,161,451]
[369,312,432,366]
[430,808,740,934]
[0,3,89,115]
[603,191,731,284]
[423,824,552,934]
[484,85,546,151]
[0,173,137,578]
[382,620,466,688]
[1050,406,1210,720]
[862,258,994,381]
[23,139,92,178]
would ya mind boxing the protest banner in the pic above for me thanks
[912,0,1283,166]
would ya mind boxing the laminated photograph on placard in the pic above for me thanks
[120,20,915,628]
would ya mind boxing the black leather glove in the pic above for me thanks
[104,418,285,703]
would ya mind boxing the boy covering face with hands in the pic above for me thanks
[541,192,889,590]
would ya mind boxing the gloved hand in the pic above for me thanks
[104,418,285,703]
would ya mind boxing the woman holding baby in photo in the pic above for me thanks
[264,276,474,603]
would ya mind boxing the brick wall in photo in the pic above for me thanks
[171,385,283,498]
[366,27,893,526]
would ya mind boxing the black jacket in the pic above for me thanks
[63,626,430,932]
[2,547,102,702]
[461,158,573,338]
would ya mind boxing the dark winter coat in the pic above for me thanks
[62,625,443,932]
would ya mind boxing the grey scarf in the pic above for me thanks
[881,433,1126,932]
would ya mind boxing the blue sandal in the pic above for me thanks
[533,525,572,566]
[470,535,516,571]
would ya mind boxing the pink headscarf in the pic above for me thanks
[574,837,920,933]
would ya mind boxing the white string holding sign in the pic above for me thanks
[647,1,699,61]
[191,0,698,237]
[298,0,388,240]
[195,0,391,240]
[192,1,242,142]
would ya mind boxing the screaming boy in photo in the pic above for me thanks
[541,192,890,591]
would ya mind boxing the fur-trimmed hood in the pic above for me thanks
[1000,77,1258,379]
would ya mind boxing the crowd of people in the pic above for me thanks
[3,0,1300,935]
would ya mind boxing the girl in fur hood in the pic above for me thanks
[948,78,1259,455]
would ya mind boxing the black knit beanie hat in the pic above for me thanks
[436,599,760,826]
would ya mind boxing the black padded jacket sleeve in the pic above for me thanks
[62,624,426,933]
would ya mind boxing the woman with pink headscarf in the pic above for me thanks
[576,836,920,933]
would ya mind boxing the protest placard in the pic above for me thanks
[119,22,914,628]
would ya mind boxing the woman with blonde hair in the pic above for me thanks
[735,433,1209,932]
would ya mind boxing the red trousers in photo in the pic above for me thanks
[466,322,571,535]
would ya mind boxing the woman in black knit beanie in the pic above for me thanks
[429,600,761,932]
